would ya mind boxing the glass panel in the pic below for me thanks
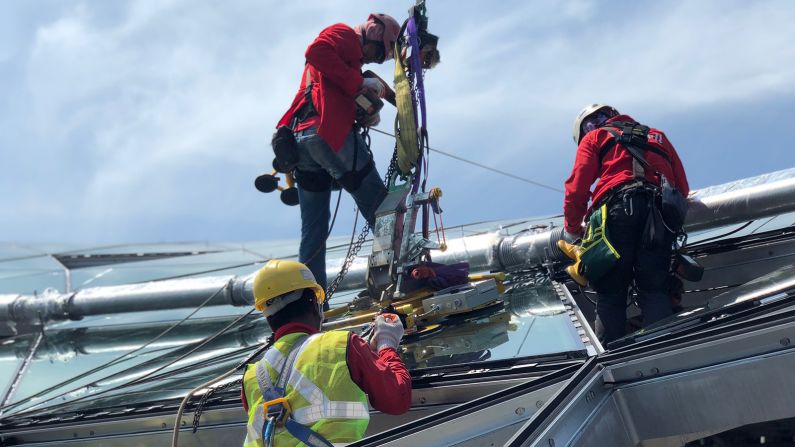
[610,264,795,347]
[0,334,30,400]
[0,254,66,294]
[0,317,256,415]
[6,274,586,417]
[0,270,66,295]
[69,250,263,288]
[403,276,583,370]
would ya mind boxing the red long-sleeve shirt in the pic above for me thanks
[564,115,689,235]
[277,23,365,152]
[241,322,412,415]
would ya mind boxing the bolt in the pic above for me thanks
[536,400,544,409]
[419,397,427,404]
[636,370,644,378]
[650,367,660,375]
[90,431,95,436]
[515,407,525,416]
[161,423,167,429]
[588,391,596,400]
[73,433,78,438]
[781,338,791,347]
[548,439,555,447]
[181,420,187,426]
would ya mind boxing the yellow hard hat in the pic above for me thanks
[253,260,325,316]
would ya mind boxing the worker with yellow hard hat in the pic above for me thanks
[241,260,411,447]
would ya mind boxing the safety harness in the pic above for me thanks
[566,121,688,285]
[254,334,334,447]
[599,121,689,232]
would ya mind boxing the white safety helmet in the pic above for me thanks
[572,104,619,144]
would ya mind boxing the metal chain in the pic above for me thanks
[325,128,400,301]
[192,376,242,432]
[326,224,370,301]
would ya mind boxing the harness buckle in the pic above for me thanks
[262,397,292,426]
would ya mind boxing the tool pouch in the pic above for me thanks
[579,204,621,283]
[271,126,300,174]
[660,175,688,232]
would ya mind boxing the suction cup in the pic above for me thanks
[254,173,279,193]
[281,187,299,206]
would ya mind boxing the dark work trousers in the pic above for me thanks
[590,189,674,344]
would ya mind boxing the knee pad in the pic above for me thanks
[294,169,333,192]
[337,159,375,193]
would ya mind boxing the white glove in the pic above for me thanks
[360,111,381,128]
[362,77,385,98]
[372,313,404,352]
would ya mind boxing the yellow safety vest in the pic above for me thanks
[242,331,370,447]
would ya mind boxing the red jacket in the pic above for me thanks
[564,115,689,235]
[277,23,365,152]
[241,322,412,415]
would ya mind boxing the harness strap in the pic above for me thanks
[255,333,337,447]
[291,67,316,129]
[255,334,310,402]
[602,128,648,179]
[598,122,672,165]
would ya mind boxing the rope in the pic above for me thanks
[369,128,563,193]
[172,335,275,446]
[10,309,257,419]
[0,284,230,415]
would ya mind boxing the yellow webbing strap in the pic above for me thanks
[394,42,419,175]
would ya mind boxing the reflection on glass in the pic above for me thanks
[707,264,795,309]
[610,264,795,347]
[2,274,589,420]
[0,335,29,403]
[401,275,583,370]
[0,317,266,417]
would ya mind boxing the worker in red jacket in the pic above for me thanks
[277,14,402,303]
[241,260,411,447]
[563,104,689,344]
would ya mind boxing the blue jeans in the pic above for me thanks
[294,127,387,295]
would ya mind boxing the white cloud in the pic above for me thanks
[1,0,794,244]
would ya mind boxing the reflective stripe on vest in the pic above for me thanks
[243,331,369,447]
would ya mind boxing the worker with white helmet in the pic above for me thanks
[241,260,410,447]
[563,104,690,344]
[273,14,402,304]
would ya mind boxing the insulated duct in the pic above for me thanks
[332,167,795,289]
[2,168,795,332]
[0,275,254,334]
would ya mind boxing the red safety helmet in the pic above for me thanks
[361,13,402,62]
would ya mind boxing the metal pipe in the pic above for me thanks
[331,167,795,288]
[3,168,795,330]
[0,275,255,333]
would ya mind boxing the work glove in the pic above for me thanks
[371,313,404,352]
[557,240,588,287]
[361,77,385,98]
[359,111,381,128]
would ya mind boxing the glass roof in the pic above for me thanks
[1,210,793,423]
[0,273,584,419]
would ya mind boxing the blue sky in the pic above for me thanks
[1,0,794,245]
